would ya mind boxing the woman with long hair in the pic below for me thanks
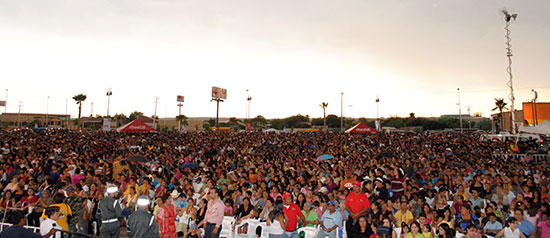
[156,194,177,238]
[496,217,525,238]
[406,221,424,238]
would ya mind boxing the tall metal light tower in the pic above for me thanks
[106,88,112,117]
[502,9,518,133]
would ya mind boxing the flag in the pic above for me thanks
[375,97,379,103]
[0,101,5,107]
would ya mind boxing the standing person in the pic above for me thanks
[282,192,304,238]
[345,181,371,235]
[97,185,123,238]
[41,192,72,233]
[267,204,286,238]
[199,188,224,238]
[41,206,62,238]
[318,201,344,238]
[156,195,177,238]
[128,196,159,238]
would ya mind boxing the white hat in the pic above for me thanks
[137,196,150,206]
[106,185,118,194]
[318,187,328,194]
[170,190,180,198]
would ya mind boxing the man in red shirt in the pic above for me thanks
[282,192,304,238]
[345,180,371,235]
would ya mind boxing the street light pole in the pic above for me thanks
[106,88,112,117]
[457,88,463,132]
[17,101,22,128]
[154,97,160,129]
[65,99,69,128]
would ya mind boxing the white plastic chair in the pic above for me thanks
[234,219,260,238]
[220,216,236,238]
[258,222,270,238]
[394,227,401,238]
[297,226,319,238]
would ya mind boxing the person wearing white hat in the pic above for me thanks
[128,196,159,238]
[97,184,123,238]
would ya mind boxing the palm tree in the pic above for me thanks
[72,94,87,118]
[319,102,328,128]
[492,98,508,123]
[176,114,188,132]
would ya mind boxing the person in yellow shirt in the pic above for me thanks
[41,192,72,232]
[123,178,140,197]
[394,201,413,228]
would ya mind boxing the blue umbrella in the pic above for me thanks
[317,154,334,161]
[182,163,199,169]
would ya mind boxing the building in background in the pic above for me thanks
[523,102,550,126]
[0,113,70,129]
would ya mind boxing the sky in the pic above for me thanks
[0,0,548,120]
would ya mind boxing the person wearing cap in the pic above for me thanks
[282,191,304,238]
[97,184,123,238]
[128,196,159,238]
[40,206,62,238]
[318,201,343,238]
[41,192,72,233]
[345,180,370,235]
[374,178,388,202]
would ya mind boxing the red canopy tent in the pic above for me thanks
[345,122,379,134]
[117,119,157,132]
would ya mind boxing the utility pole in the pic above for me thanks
[340,92,344,132]
[154,97,160,129]
[90,102,94,117]
[46,96,50,127]
[457,88,463,132]
[502,9,518,133]
[106,88,112,117]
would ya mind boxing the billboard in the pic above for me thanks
[103,118,112,131]
[177,95,184,102]
[523,102,550,126]
[212,87,227,100]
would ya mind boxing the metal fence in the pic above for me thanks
[499,153,550,163]
[0,222,97,238]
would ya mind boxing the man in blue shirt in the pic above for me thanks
[318,201,343,238]
[514,209,536,237]
[483,213,502,237]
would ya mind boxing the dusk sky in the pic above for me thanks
[0,0,548,119]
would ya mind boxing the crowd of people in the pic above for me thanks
[0,128,548,238]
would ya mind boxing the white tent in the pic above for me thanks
[519,120,550,135]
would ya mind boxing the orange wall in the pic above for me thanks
[523,102,550,125]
